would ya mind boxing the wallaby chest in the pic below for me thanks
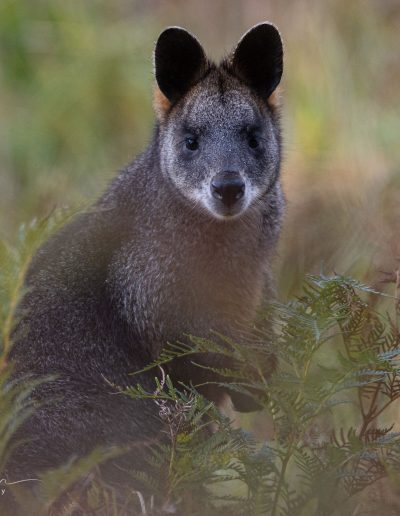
[114,209,269,354]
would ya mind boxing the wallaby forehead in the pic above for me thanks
[180,86,261,132]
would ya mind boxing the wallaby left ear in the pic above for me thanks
[230,22,283,100]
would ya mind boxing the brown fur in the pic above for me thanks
[153,86,172,120]
[6,25,285,508]
[267,85,282,110]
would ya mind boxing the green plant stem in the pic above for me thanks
[270,439,294,516]
[358,382,381,438]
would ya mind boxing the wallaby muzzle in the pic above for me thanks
[210,171,245,207]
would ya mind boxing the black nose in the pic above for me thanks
[211,172,245,207]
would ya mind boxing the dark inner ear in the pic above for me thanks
[230,23,283,99]
[154,27,208,104]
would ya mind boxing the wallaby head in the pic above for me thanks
[153,23,283,220]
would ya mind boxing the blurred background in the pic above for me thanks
[0,0,399,300]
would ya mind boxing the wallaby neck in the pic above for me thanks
[107,141,271,349]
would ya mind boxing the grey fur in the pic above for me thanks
[5,23,285,505]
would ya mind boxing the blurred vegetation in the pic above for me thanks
[1,0,400,513]
[3,231,400,514]
[0,0,399,297]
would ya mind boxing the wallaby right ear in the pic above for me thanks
[230,23,283,102]
[154,27,208,106]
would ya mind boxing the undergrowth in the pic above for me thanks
[1,218,400,515]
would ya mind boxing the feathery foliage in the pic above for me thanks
[1,217,400,515]
[122,273,400,515]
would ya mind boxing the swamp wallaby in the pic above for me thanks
[6,21,284,505]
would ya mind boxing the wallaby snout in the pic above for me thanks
[211,172,245,208]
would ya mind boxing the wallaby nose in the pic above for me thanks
[211,172,245,207]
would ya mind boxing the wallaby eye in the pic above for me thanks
[185,137,199,151]
[248,136,259,149]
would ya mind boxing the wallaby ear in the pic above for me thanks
[230,22,283,101]
[154,27,208,106]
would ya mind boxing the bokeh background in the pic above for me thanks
[1,0,399,300]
